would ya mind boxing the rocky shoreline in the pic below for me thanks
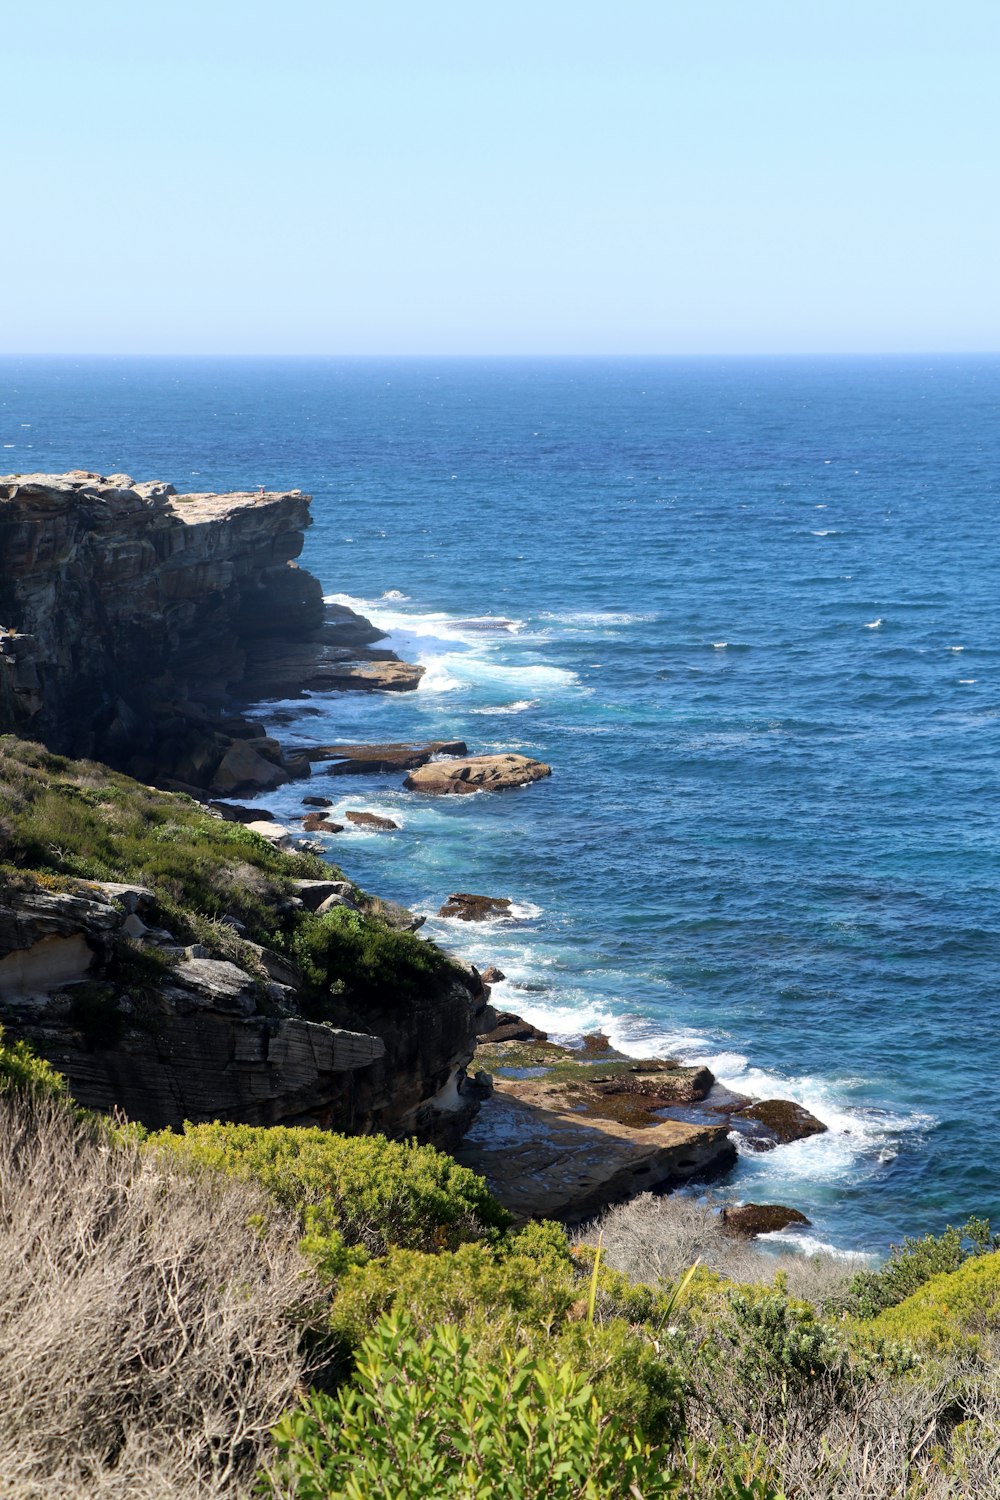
[0,471,823,1231]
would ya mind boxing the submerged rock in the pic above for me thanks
[730,1099,828,1151]
[721,1203,812,1238]
[438,892,513,921]
[309,741,467,775]
[405,753,552,795]
[345,811,399,830]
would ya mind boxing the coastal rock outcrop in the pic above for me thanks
[438,892,513,921]
[404,753,552,795]
[0,877,484,1143]
[0,472,423,792]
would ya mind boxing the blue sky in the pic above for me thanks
[4,1,998,355]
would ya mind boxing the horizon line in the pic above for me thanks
[2,349,1000,361]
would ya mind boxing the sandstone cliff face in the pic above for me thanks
[0,472,423,793]
[0,878,486,1143]
[0,471,322,785]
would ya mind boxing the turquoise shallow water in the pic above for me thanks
[4,355,1000,1253]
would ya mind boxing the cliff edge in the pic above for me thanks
[0,471,420,794]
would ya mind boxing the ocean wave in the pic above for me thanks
[538,610,658,627]
[470,699,540,715]
[864,618,883,629]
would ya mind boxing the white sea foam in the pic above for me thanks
[959,678,977,684]
[539,610,657,627]
[381,589,408,600]
[948,645,964,652]
[712,641,728,649]
[810,529,840,536]
[470,699,540,715]
[864,618,882,629]
[756,1231,872,1264]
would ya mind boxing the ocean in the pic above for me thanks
[4,354,999,1255]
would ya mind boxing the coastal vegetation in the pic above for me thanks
[2,741,1000,1496]
[1,1040,999,1497]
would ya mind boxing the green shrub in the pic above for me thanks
[262,1313,681,1500]
[866,1250,1000,1355]
[288,906,455,1012]
[150,1121,511,1263]
[847,1217,999,1319]
[0,1026,68,1101]
[0,736,328,947]
[327,1223,685,1445]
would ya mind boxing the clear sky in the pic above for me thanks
[4,1,998,355]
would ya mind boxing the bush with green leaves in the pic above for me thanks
[0,735,329,949]
[865,1250,1000,1356]
[847,1217,999,1320]
[0,1025,68,1101]
[151,1121,511,1265]
[288,905,456,1012]
[262,1313,681,1500]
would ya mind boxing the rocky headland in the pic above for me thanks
[0,471,423,795]
[0,471,823,1227]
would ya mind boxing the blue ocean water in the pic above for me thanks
[3,355,1000,1254]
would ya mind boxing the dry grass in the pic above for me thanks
[579,1190,856,1307]
[0,1093,319,1499]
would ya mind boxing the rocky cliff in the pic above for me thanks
[0,471,421,794]
[0,738,487,1143]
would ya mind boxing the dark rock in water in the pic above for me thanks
[310,740,467,775]
[438,892,513,921]
[345,810,399,831]
[722,1203,812,1238]
[479,1011,549,1044]
[481,965,506,985]
[301,795,333,808]
[301,813,344,834]
[731,1099,828,1151]
[580,1032,613,1058]
[209,801,275,823]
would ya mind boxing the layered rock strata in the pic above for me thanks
[0,876,487,1143]
[0,472,422,792]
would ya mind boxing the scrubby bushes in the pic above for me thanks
[262,1315,680,1500]
[288,905,457,1012]
[150,1120,511,1263]
[0,1092,316,1500]
[845,1216,1000,1319]
[0,735,328,946]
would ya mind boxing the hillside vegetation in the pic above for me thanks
[2,738,999,1496]
[1,1034,999,1499]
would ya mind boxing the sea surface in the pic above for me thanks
[3,355,1000,1255]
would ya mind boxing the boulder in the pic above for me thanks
[209,800,275,823]
[345,811,399,831]
[309,741,467,775]
[481,965,506,984]
[730,1099,828,1151]
[405,753,551,796]
[293,879,356,912]
[244,820,294,849]
[479,1011,549,1044]
[301,795,333,808]
[301,813,344,834]
[438,892,513,921]
[210,738,289,795]
[721,1203,812,1238]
